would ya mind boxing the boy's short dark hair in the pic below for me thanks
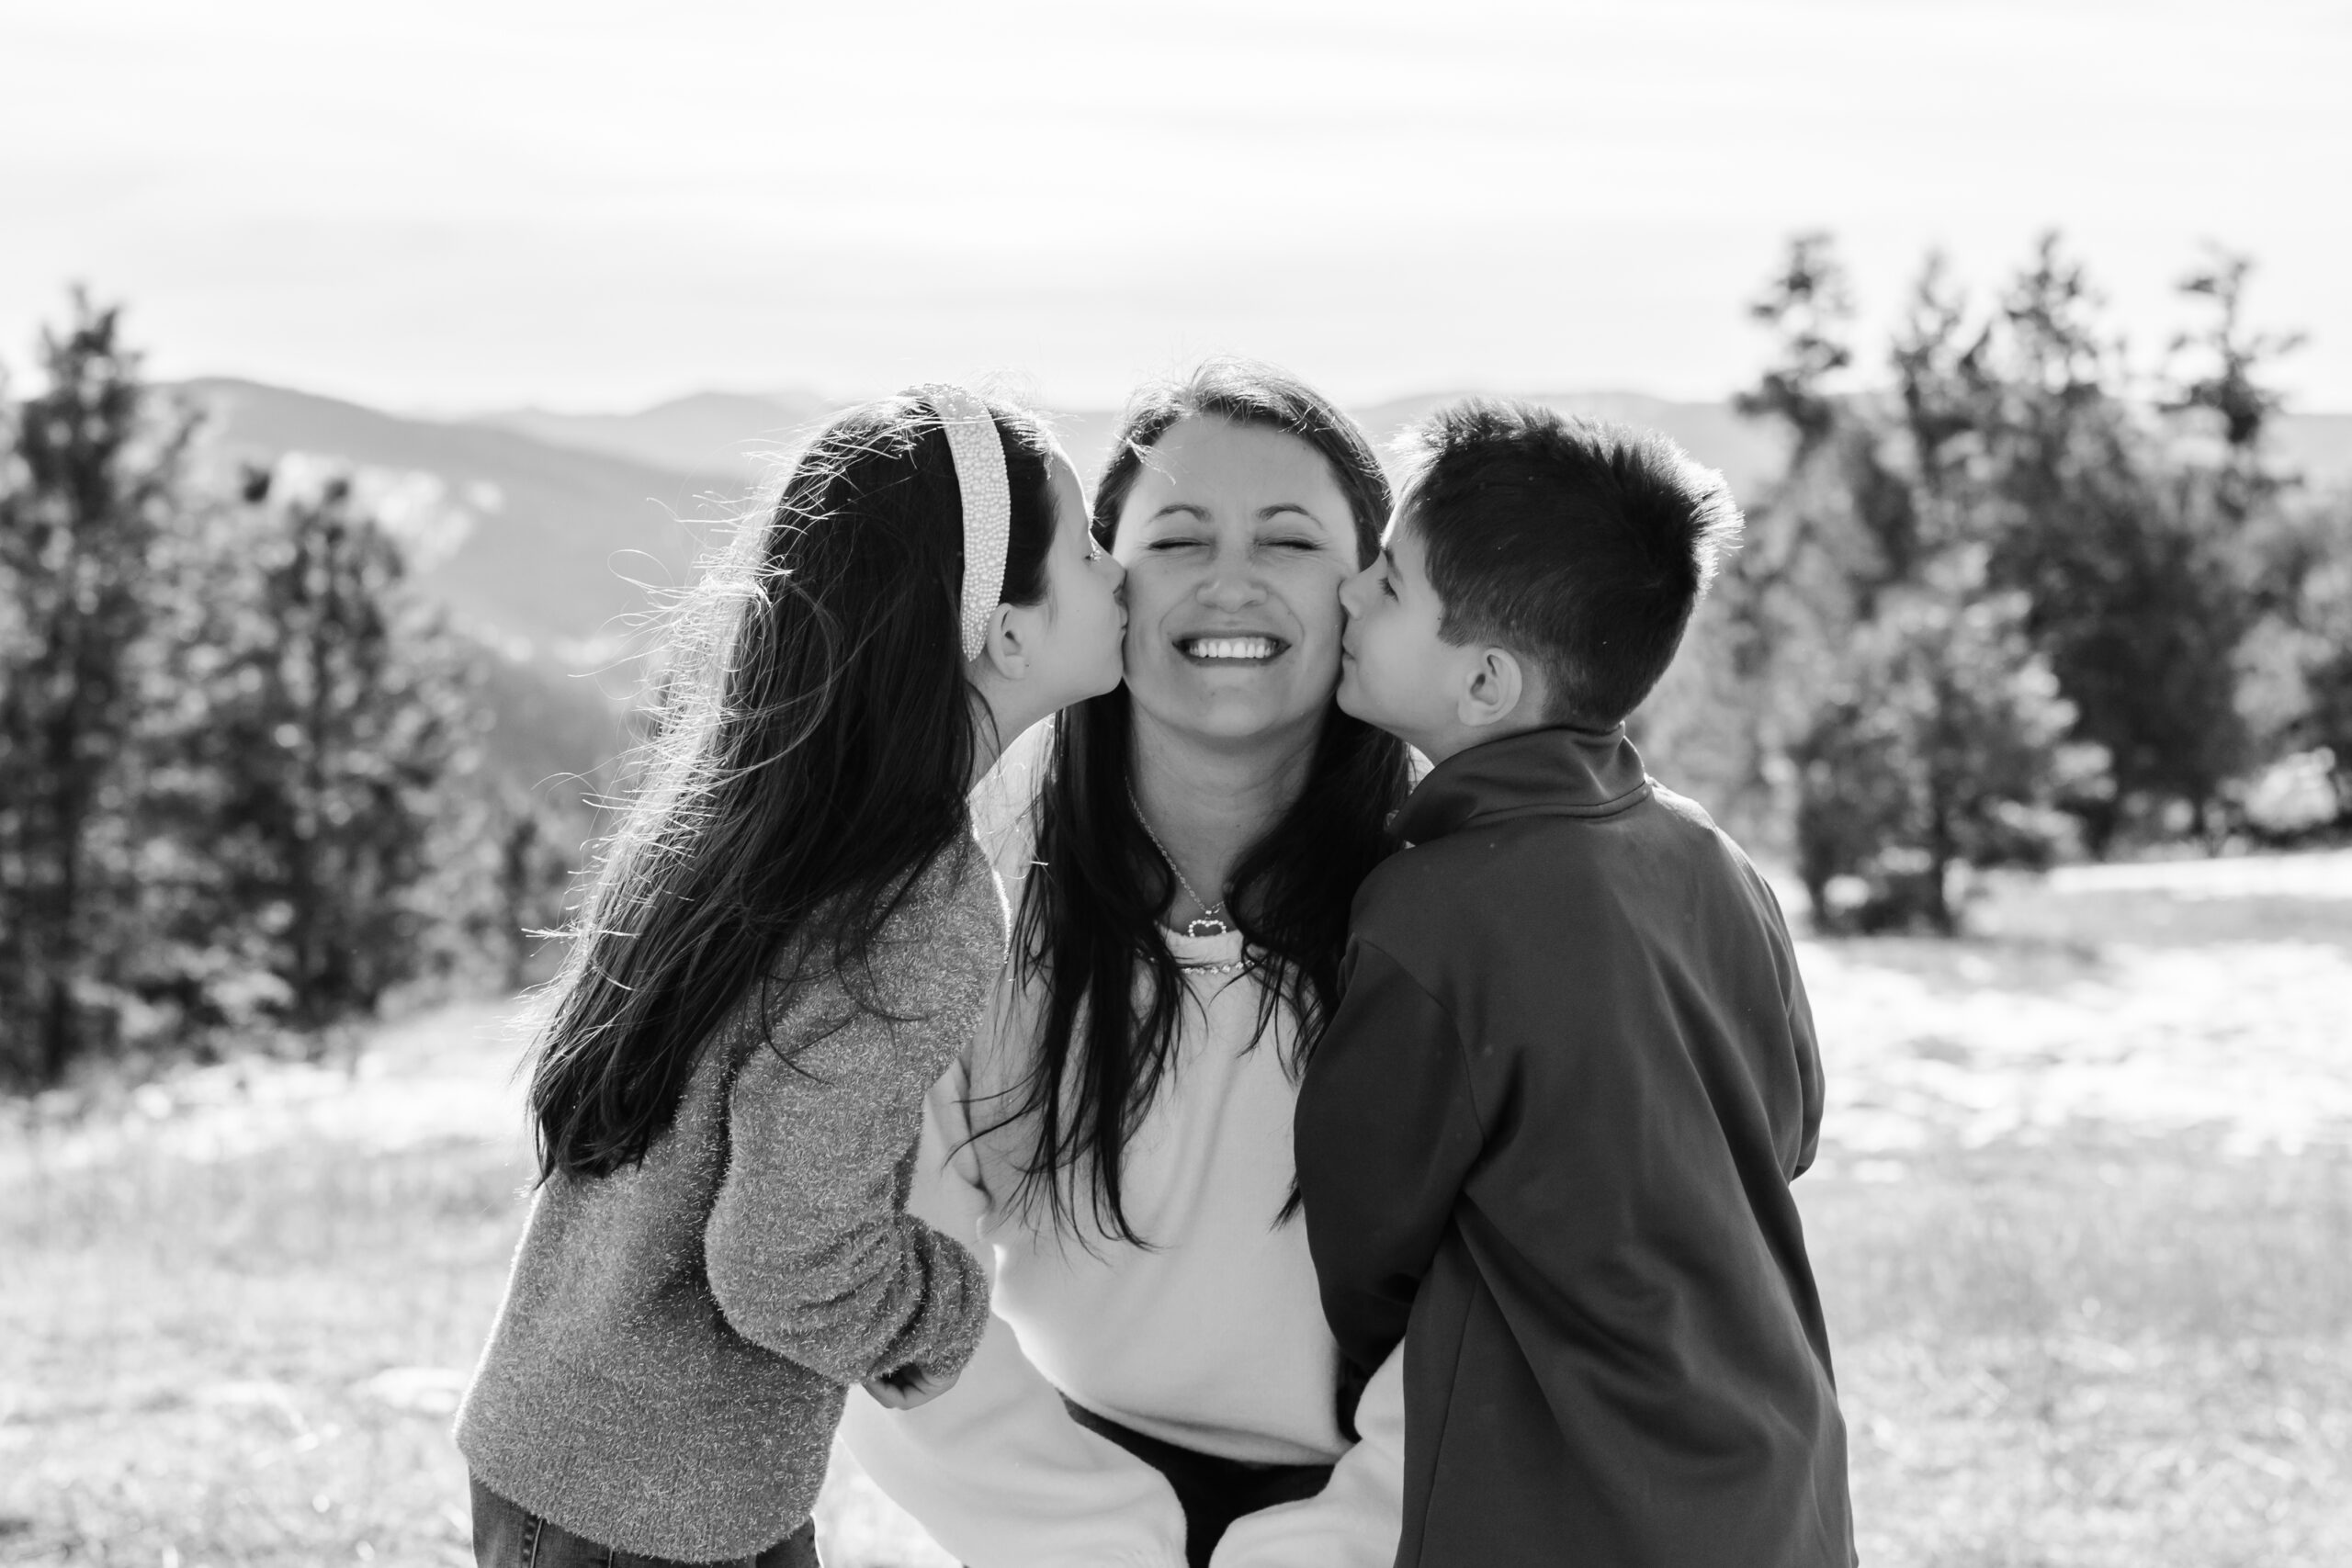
[1398,400,1743,728]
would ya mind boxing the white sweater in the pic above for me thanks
[839,919,1404,1568]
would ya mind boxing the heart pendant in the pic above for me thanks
[1185,917,1230,940]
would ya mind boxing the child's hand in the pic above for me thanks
[862,1362,959,1411]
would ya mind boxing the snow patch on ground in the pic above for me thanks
[1807,938,2352,1165]
[2045,847,2352,902]
[3,999,528,1179]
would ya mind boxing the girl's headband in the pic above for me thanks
[916,383,1012,662]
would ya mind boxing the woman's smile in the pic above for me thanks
[1176,633,1290,665]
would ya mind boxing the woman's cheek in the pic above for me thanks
[1295,603,1347,683]
[1305,634,1344,681]
[1292,563,1351,651]
[1112,562,1157,654]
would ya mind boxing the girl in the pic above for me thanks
[455,387,1126,1568]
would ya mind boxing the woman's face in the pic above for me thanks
[1112,416,1361,750]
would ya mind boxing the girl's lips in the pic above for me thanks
[1177,635,1288,663]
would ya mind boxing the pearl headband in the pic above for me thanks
[916,383,1012,662]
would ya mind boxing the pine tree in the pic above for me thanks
[1984,235,2256,843]
[1710,233,1875,842]
[1792,571,2080,933]
[1779,252,2085,931]
[492,787,579,992]
[0,294,193,1082]
[169,465,480,1032]
[2168,249,2304,457]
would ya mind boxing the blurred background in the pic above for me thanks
[4,2,2348,1564]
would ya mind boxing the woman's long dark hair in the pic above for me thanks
[529,391,1060,1181]
[1001,359,1413,1244]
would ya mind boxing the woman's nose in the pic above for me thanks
[1197,564,1267,609]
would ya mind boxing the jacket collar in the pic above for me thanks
[1393,725,1652,845]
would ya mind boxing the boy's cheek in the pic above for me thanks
[1334,662,1367,719]
[1337,650,1393,725]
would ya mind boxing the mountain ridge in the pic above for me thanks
[181,377,742,660]
[167,375,2352,795]
[454,387,1801,495]
[174,376,2352,665]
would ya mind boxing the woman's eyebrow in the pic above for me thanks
[1256,503,1324,524]
[1148,502,1210,522]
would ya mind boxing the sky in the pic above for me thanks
[4,0,2348,414]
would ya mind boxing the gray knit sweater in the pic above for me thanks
[455,842,1001,1562]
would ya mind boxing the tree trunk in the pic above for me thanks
[1926,761,1958,937]
[39,971,75,1086]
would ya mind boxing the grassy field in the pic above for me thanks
[5,852,2349,1566]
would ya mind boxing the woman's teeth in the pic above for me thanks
[1183,636,1281,660]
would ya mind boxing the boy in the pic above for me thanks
[1295,401,1853,1567]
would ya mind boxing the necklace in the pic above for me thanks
[1125,783,1231,940]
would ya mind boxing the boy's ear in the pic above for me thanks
[973,602,1031,682]
[1456,646,1530,730]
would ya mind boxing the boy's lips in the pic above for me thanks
[1176,634,1288,665]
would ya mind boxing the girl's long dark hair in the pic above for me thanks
[530,392,1059,1182]
[1001,360,1413,1244]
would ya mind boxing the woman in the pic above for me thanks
[841,362,1417,1568]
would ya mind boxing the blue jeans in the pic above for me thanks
[469,1477,821,1568]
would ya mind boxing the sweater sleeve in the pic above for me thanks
[1206,1343,1405,1568]
[1293,938,1487,1376]
[839,1057,1189,1568]
[704,1012,990,1389]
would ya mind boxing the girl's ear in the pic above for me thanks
[1456,646,1527,729]
[974,601,1032,682]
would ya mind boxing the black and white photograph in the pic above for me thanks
[4,3,2349,1564]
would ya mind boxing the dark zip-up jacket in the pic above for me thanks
[1295,725,1853,1568]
